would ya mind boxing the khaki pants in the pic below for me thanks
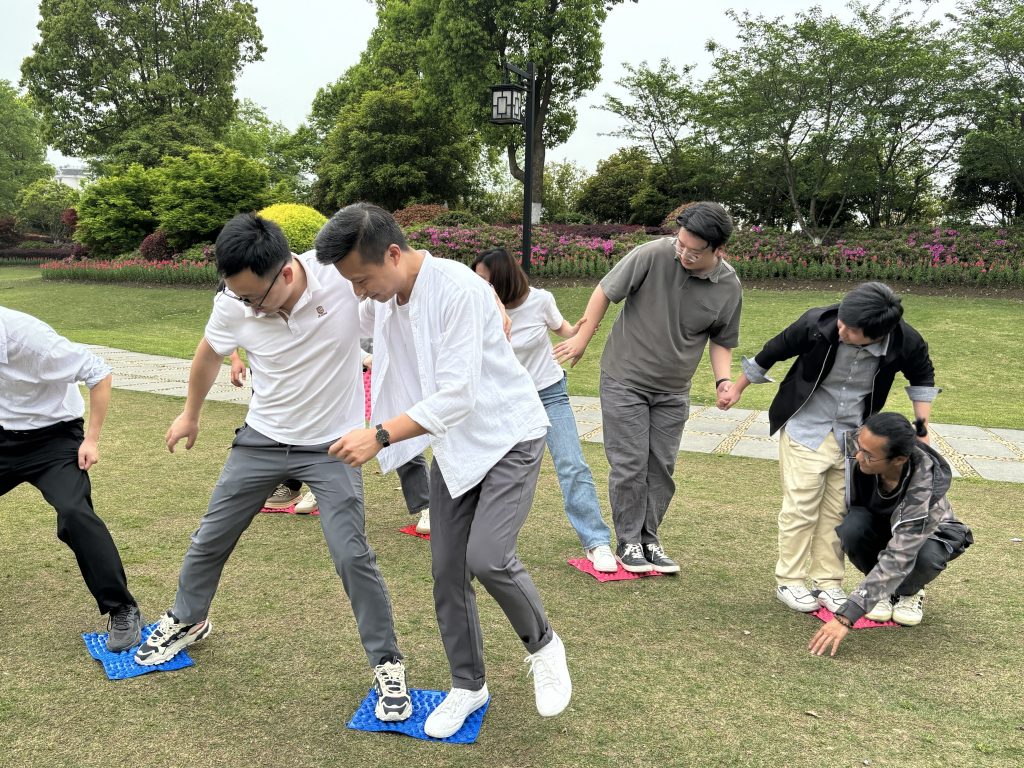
[775,429,846,589]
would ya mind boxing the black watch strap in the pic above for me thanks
[374,423,391,447]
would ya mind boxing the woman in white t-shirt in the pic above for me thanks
[471,248,616,573]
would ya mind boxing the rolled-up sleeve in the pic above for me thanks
[741,355,774,384]
[37,337,112,389]
[905,385,941,403]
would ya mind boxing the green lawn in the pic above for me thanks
[3,265,1022,428]
[1,390,1021,767]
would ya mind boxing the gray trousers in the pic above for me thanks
[429,436,552,691]
[172,424,400,667]
[396,453,429,514]
[600,373,690,547]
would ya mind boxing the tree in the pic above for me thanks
[541,160,590,223]
[310,85,478,213]
[0,80,52,215]
[597,59,697,164]
[948,0,1024,224]
[705,8,874,242]
[21,0,265,157]
[16,179,79,241]
[76,164,161,255]
[153,145,270,248]
[577,147,652,224]
[411,0,635,221]
[222,100,306,200]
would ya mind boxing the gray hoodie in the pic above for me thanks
[837,441,973,623]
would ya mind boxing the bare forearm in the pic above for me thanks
[577,286,611,344]
[85,374,112,442]
[709,343,734,381]
[183,338,225,420]
[380,413,429,443]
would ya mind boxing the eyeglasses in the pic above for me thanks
[848,430,886,464]
[222,262,286,309]
[674,236,713,263]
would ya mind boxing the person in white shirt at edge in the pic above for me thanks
[316,202,572,740]
[469,247,617,573]
[133,213,412,724]
[0,307,143,652]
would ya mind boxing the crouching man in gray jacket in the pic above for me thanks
[810,412,973,656]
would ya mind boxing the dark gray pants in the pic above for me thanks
[172,425,401,667]
[429,437,552,691]
[600,373,689,547]
[396,453,429,514]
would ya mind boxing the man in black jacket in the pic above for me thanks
[719,283,939,615]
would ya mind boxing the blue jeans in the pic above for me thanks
[537,375,612,551]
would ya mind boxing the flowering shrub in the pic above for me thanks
[393,204,447,227]
[139,229,170,261]
[40,258,218,285]
[258,203,327,254]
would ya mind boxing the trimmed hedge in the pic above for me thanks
[258,203,327,254]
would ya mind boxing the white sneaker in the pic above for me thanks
[892,590,925,626]
[415,508,430,535]
[816,587,848,613]
[293,491,318,515]
[525,632,572,717]
[866,595,894,622]
[372,659,412,721]
[423,685,489,738]
[776,585,819,613]
[586,544,617,573]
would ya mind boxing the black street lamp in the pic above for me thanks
[489,61,536,275]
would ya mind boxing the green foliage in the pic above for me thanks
[223,100,306,198]
[15,179,80,241]
[90,116,216,175]
[21,0,266,157]
[257,203,327,254]
[0,81,53,215]
[153,146,269,249]
[541,161,591,224]
[577,147,652,224]
[428,210,487,228]
[40,256,218,285]
[75,164,161,256]
[393,204,449,227]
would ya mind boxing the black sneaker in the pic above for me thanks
[616,542,653,573]
[106,604,143,652]
[373,659,412,721]
[643,543,680,574]
[134,610,212,666]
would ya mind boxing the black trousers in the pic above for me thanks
[0,418,135,614]
[836,505,970,596]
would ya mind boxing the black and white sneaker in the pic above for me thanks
[106,604,144,652]
[643,543,680,574]
[616,542,654,573]
[134,610,212,666]
[373,659,412,721]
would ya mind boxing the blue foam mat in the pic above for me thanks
[82,622,195,680]
[347,687,489,744]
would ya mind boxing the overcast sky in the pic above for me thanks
[1,0,957,172]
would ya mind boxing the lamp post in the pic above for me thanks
[489,61,536,275]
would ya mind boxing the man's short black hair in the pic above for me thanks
[675,202,734,250]
[315,202,408,266]
[214,213,291,278]
[838,282,904,339]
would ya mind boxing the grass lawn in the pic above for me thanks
[2,265,1022,429]
[1,390,1021,767]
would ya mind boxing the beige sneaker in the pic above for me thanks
[264,484,301,509]
[892,590,925,626]
[415,508,430,534]
[293,491,318,515]
[866,595,894,622]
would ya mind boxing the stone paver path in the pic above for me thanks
[89,345,1024,484]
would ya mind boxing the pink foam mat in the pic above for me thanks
[399,523,430,540]
[568,557,663,582]
[259,504,319,516]
[812,606,899,629]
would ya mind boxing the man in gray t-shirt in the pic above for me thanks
[554,202,743,574]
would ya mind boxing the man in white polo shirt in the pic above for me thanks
[315,203,572,740]
[134,214,411,723]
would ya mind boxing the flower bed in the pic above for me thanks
[40,257,218,285]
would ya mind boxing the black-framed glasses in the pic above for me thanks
[847,429,885,464]
[222,262,286,308]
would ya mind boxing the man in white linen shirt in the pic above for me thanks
[0,306,143,651]
[316,202,572,740]
[132,214,411,724]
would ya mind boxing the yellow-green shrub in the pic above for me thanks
[258,203,327,254]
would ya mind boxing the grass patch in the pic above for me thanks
[1,389,1021,767]
[3,266,1021,428]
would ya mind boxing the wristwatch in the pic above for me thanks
[374,423,391,448]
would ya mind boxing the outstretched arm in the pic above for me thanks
[552,285,610,367]
[166,338,224,453]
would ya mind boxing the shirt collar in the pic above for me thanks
[844,333,889,357]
